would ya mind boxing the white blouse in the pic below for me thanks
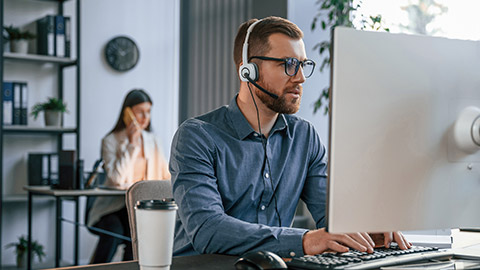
[87,129,170,227]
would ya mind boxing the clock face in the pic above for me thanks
[105,36,140,72]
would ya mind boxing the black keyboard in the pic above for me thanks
[287,245,453,269]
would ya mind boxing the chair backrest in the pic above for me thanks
[126,180,173,260]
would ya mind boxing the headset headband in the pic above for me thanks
[242,19,263,67]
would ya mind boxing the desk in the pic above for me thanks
[24,186,125,270]
[41,230,480,270]
[43,254,236,270]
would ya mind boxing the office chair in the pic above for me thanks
[125,180,173,260]
[84,159,106,234]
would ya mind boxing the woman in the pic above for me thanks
[88,89,170,263]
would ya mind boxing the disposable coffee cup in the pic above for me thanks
[135,198,178,270]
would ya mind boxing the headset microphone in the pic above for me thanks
[239,19,278,100]
[246,76,279,99]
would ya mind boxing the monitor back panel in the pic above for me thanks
[328,27,480,233]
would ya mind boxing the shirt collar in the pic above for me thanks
[227,94,289,140]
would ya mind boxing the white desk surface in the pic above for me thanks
[452,229,480,250]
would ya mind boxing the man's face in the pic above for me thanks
[254,33,307,114]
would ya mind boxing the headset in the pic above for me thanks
[238,19,279,100]
[240,19,283,226]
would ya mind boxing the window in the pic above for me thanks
[356,0,480,40]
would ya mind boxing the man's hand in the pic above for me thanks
[369,232,412,249]
[302,229,412,255]
[303,228,375,254]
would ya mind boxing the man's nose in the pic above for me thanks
[292,65,306,83]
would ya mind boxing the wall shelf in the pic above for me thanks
[1,0,81,267]
[2,125,77,134]
[3,52,77,66]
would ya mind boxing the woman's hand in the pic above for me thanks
[126,121,141,146]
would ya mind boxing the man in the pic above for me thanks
[169,16,411,258]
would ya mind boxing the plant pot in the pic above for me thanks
[17,253,27,268]
[10,39,29,54]
[44,110,62,126]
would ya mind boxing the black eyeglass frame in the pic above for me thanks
[249,56,316,78]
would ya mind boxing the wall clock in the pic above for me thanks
[105,36,140,72]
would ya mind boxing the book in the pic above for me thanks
[55,15,65,57]
[2,82,13,125]
[36,15,55,56]
[20,82,28,125]
[12,82,22,125]
[64,16,71,58]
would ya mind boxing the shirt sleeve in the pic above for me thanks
[300,124,328,229]
[102,133,140,187]
[170,121,307,258]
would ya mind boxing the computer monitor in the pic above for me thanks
[327,27,480,233]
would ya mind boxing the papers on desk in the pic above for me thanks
[381,260,480,270]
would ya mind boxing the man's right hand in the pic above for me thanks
[302,228,375,255]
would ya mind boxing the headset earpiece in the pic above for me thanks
[239,19,262,83]
[239,62,258,82]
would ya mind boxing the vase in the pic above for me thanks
[10,39,29,54]
[44,110,62,126]
[16,253,27,268]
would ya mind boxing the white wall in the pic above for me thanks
[79,0,179,170]
[71,0,180,264]
[288,0,330,144]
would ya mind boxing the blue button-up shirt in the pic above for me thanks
[170,95,327,258]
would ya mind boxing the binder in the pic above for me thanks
[20,83,28,125]
[55,15,65,57]
[2,82,13,125]
[64,16,71,58]
[28,153,59,186]
[13,82,21,125]
[57,150,77,189]
[37,15,55,56]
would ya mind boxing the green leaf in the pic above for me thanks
[31,97,68,119]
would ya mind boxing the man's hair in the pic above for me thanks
[233,16,303,77]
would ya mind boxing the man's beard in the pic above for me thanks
[254,80,302,114]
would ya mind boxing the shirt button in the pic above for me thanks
[265,173,269,178]
[261,205,266,210]
[253,133,259,137]
[290,251,296,257]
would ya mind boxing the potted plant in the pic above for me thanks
[311,1,388,115]
[6,235,46,268]
[31,97,68,126]
[4,25,36,54]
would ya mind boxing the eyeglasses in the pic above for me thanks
[249,56,316,78]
